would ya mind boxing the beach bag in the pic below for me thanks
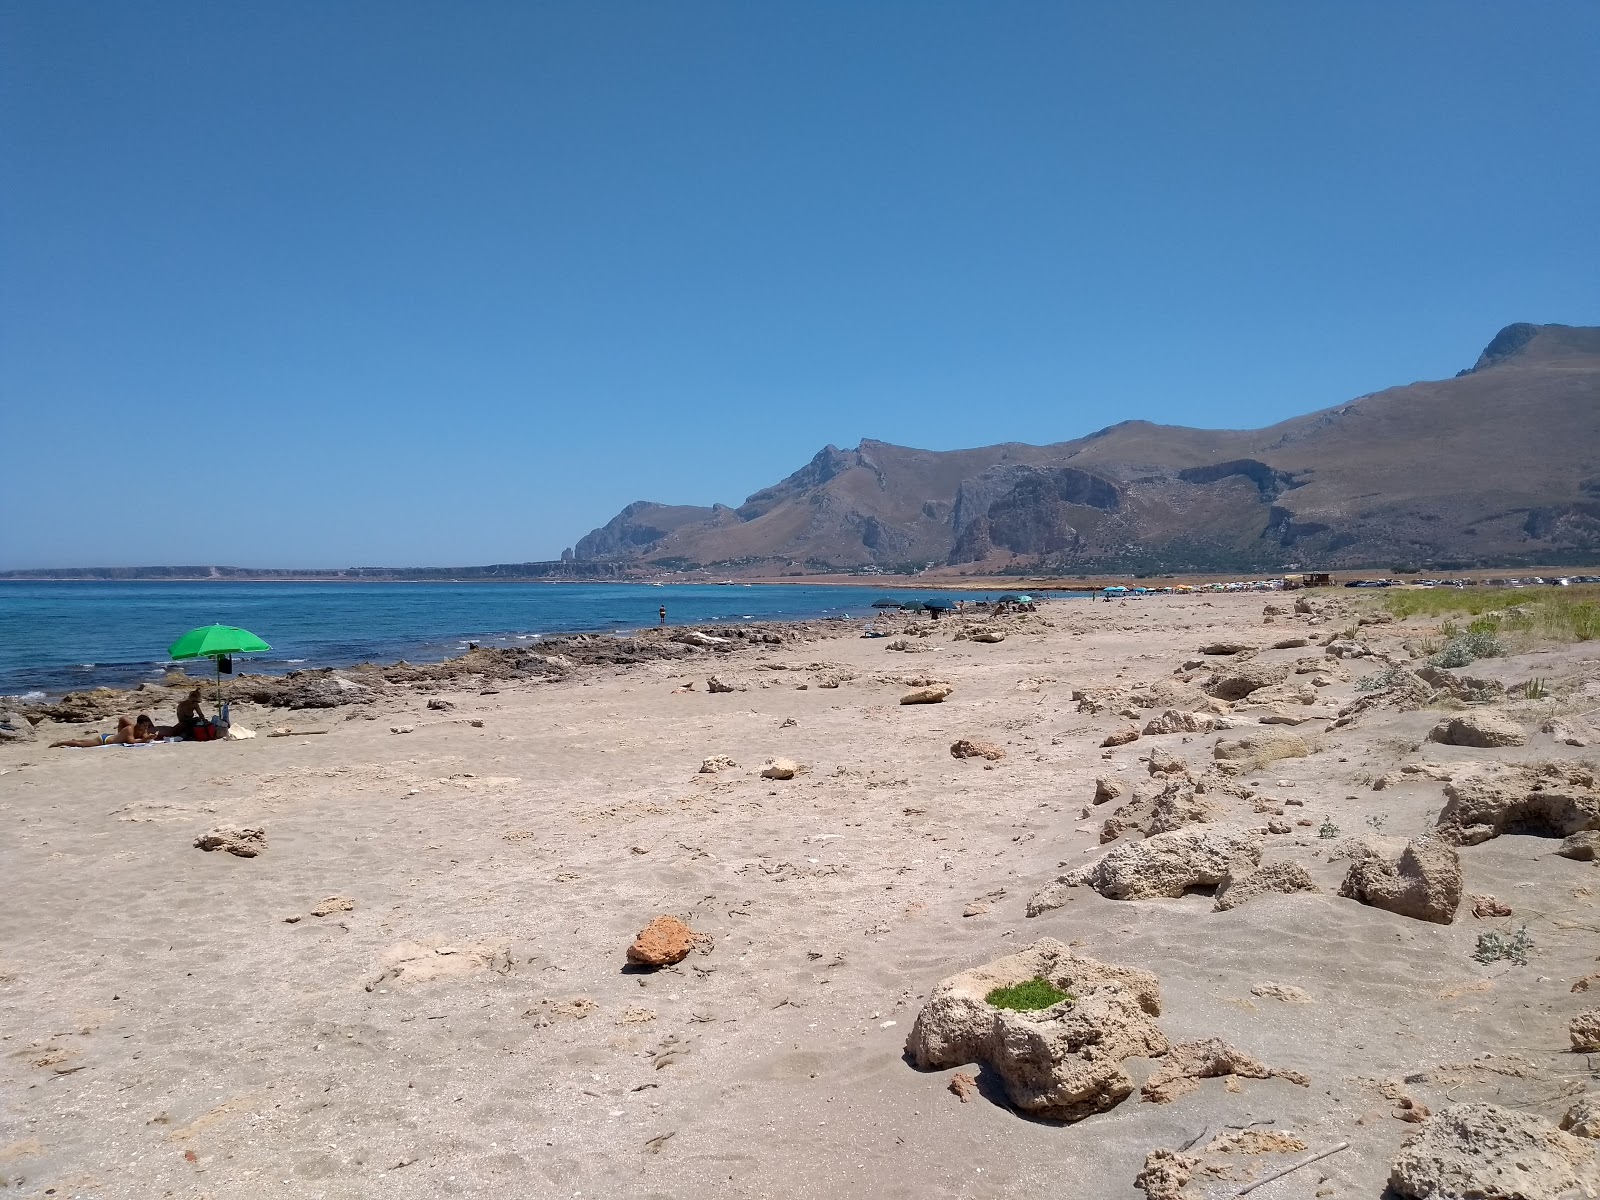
[191,720,218,742]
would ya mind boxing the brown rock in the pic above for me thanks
[1142,708,1215,736]
[1212,861,1320,911]
[1338,835,1462,924]
[1437,762,1600,845]
[901,685,953,705]
[948,1072,978,1102]
[760,757,801,780]
[1093,775,1127,805]
[1389,1104,1596,1199]
[193,825,266,857]
[1572,1009,1600,1053]
[1140,1037,1309,1104]
[626,915,699,967]
[1428,712,1528,748]
[1102,727,1140,747]
[1207,661,1290,701]
[1470,894,1512,918]
[950,740,1005,761]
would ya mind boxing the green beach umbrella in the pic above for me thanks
[168,625,272,711]
[870,597,905,608]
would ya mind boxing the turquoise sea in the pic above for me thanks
[0,581,1082,698]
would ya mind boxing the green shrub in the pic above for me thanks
[1318,817,1340,839]
[1473,925,1534,966]
[985,977,1071,1011]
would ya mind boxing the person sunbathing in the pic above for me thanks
[52,716,139,748]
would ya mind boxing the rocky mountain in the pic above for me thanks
[574,323,1600,573]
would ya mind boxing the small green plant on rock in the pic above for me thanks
[1318,817,1340,839]
[985,977,1071,1011]
[1473,925,1534,966]
[1522,677,1547,700]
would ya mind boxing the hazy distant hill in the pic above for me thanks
[573,323,1600,573]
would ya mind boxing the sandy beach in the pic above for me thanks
[3,592,1597,1198]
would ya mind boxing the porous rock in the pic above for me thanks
[900,685,952,705]
[1200,641,1255,655]
[1206,661,1289,701]
[1388,1103,1596,1199]
[699,755,737,773]
[0,711,37,743]
[1212,730,1309,773]
[968,630,1005,643]
[1416,664,1507,704]
[905,938,1168,1123]
[1142,708,1215,736]
[1563,1097,1600,1139]
[1140,1037,1310,1104]
[706,675,737,694]
[1146,747,1190,776]
[760,758,801,780]
[1324,639,1371,659]
[1096,779,1215,845]
[194,825,266,857]
[1572,1009,1600,1053]
[1559,831,1600,861]
[1212,861,1320,911]
[626,915,699,967]
[1338,835,1462,924]
[1102,727,1140,747]
[1428,711,1528,748]
[1437,762,1600,845]
[1093,775,1127,805]
[950,739,1005,761]
[1043,827,1262,905]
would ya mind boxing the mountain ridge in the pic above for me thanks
[572,323,1600,573]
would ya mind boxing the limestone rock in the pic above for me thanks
[1146,747,1190,776]
[1416,664,1507,704]
[1140,1037,1310,1104]
[706,675,738,694]
[699,755,738,773]
[760,758,801,780]
[626,915,700,967]
[1572,1009,1600,1053]
[1428,712,1528,748]
[1134,1148,1199,1200]
[194,825,266,857]
[1562,1097,1600,1140]
[1559,831,1600,861]
[1093,775,1127,805]
[969,630,1005,643]
[1142,708,1215,736]
[1200,641,1255,655]
[951,739,1005,761]
[1271,636,1310,649]
[1206,661,1289,701]
[1053,827,1262,902]
[1101,727,1140,747]
[901,685,952,705]
[1338,835,1461,924]
[0,711,37,744]
[1095,779,1215,845]
[1324,639,1371,658]
[1437,762,1600,845]
[905,939,1168,1123]
[1212,731,1309,773]
[1213,862,1320,911]
[1388,1104,1596,1199]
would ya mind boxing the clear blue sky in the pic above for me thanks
[3,1,1597,568]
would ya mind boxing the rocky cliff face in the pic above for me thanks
[573,323,1600,572]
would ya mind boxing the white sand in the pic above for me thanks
[2,594,1597,1197]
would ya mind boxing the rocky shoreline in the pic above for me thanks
[7,618,861,728]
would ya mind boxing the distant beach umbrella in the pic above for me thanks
[168,625,272,710]
[900,600,928,612]
[997,593,1024,604]
[921,598,954,612]
[870,597,906,608]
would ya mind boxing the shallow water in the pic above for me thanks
[0,581,1084,696]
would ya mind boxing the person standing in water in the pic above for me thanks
[659,605,667,626]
